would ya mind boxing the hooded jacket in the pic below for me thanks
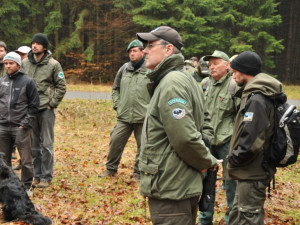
[0,69,39,128]
[22,51,66,110]
[226,73,283,180]
[139,54,218,200]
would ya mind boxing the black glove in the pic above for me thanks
[202,134,211,149]
[198,167,218,211]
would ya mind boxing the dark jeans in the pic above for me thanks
[31,108,55,182]
[148,196,200,225]
[199,142,237,225]
[106,120,142,174]
[0,125,33,187]
[229,180,268,225]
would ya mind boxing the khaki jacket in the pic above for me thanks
[22,51,66,110]
[139,54,218,200]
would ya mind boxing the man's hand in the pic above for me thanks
[201,159,223,174]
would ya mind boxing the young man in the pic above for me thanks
[0,41,8,77]
[226,51,283,225]
[198,50,238,225]
[136,26,221,225]
[99,39,150,180]
[0,52,39,190]
[22,33,66,188]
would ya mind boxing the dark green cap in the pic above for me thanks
[203,50,229,62]
[127,39,143,52]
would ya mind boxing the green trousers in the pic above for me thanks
[199,142,237,225]
[228,180,268,225]
[148,196,199,225]
[106,120,142,174]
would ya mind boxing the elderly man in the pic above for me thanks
[136,26,221,225]
[99,39,150,181]
[197,50,239,225]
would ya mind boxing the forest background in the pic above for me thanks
[0,0,299,84]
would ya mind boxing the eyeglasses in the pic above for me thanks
[145,43,168,50]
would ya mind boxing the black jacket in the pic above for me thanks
[0,69,39,128]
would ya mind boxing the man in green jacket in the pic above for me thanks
[198,50,239,225]
[136,26,221,225]
[99,39,150,180]
[227,51,281,225]
[22,33,66,188]
[0,41,8,77]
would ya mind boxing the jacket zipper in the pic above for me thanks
[8,79,13,125]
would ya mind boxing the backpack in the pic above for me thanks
[264,99,300,168]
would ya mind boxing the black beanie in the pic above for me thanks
[32,33,49,50]
[230,51,262,76]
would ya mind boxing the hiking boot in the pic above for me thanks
[37,180,51,188]
[98,170,116,178]
[13,163,22,170]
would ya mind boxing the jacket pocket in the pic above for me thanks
[139,158,159,197]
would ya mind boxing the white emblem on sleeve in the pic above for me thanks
[244,112,254,121]
[172,108,186,119]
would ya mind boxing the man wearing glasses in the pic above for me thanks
[137,26,222,225]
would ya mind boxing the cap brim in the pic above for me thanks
[136,33,160,43]
[202,55,215,61]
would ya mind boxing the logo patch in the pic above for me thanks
[1,82,9,87]
[172,108,186,120]
[244,112,254,121]
[58,72,65,79]
[168,98,187,106]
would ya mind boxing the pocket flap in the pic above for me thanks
[139,159,158,175]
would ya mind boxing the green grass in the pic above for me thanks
[282,84,300,99]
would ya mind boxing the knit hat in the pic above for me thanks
[15,46,31,54]
[126,39,144,52]
[137,26,183,50]
[230,51,262,76]
[3,52,22,66]
[32,33,49,49]
[203,50,229,62]
[0,41,7,51]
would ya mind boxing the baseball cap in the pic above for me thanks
[15,46,31,54]
[126,39,143,52]
[136,26,183,50]
[203,50,230,62]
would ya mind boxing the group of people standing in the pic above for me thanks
[0,33,66,191]
[100,26,283,225]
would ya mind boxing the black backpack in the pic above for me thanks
[264,96,300,168]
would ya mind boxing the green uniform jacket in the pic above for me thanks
[22,51,66,110]
[226,73,281,180]
[112,61,150,123]
[139,54,218,200]
[201,73,240,146]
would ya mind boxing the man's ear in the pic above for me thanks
[166,44,174,56]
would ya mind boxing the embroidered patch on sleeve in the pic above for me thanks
[58,72,65,79]
[172,108,186,119]
[168,98,187,106]
[244,112,254,121]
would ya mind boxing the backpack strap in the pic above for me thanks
[228,76,236,97]
[112,62,129,90]
[201,77,210,92]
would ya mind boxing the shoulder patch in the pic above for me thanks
[168,98,187,106]
[243,112,254,121]
[58,72,65,79]
[172,108,186,119]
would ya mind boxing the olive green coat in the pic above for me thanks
[201,73,240,146]
[112,61,150,123]
[22,51,66,110]
[139,54,218,200]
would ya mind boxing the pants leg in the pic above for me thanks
[0,125,14,166]
[106,121,133,172]
[14,127,34,188]
[133,123,143,175]
[228,180,268,225]
[31,108,55,182]
[149,196,199,225]
[199,142,237,225]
